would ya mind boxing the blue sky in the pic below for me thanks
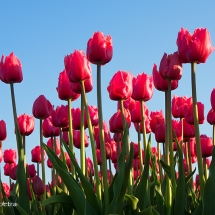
[1,1,215,184]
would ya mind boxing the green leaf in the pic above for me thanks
[174,141,185,215]
[135,135,151,211]
[42,194,74,207]
[155,186,165,215]
[203,146,215,214]
[43,144,86,215]
[138,206,160,215]
[16,205,29,215]
[185,168,196,184]
[124,194,139,211]
[62,139,101,215]
[160,160,171,180]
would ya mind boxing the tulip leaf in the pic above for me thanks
[43,144,87,215]
[155,186,165,215]
[42,194,74,207]
[160,160,171,179]
[134,134,151,211]
[174,141,185,215]
[62,139,101,215]
[137,206,160,215]
[185,167,196,184]
[124,194,139,211]
[202,146,215,215]
[16,205,29,215]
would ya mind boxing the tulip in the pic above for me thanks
[3,149,16,163]
[131,142,139,159]
[87,31,113,65]
[183,120,195,139]
[111,143,118,163]
[17,114,34,136]
[10,164,18,180]
[4,163,16,176]
[31,146,46,163]
[172,95,192,119]
[2,182,10,197]
[32,95,52,119]
[64,50,92,83]
[155,123,166,143]
[27,164,37,178]
[130,101,149,123]
[177,28,215,63]
[42,116,60,137]
[0,52,23,84]
[172,119,182,141]
[73,130,89,149]
[62,131,69,145]
[47,137,60,155]
[117,97,136,112]
[0,120,7,141]
[150,110,165,133]
[210,88,215,111]
[207,108,215,125]
[159,52,182,80]
[107,71,133,101]
[51,105,69,128]
[56,69,80,101]
[72,108,88,130]
[84,105,99,127]
[70,77,93,94]
[200,134,213,157]
[109,108,131,133]
[47,158,53,168]
[96,149,102,165]
[94,121,110,139]
[132,73,154,101]
[0,149,2,163]
[105,142,112,159]
[134,118,151,134]
[86,157,94,176]
[32,176,45,196]
[152,63,178,91]
[185,101,204,125]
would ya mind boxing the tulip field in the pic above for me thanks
[0,25,215,215]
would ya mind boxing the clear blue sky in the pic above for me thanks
[1,1,215,184]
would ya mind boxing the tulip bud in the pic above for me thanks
[32,176,45,196]
[3,149,16,163]
[0,120,7,141]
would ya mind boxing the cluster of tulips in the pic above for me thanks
[0,27,215,215]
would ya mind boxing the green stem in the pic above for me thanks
[97,64,109,214]
[51,136,56,188]
[80,80,102,206]
[80,87,85,175]
[157,142,163,184]
[191,62,205,199]
[54,136,58,186]
[137,122,143,173]
[140,100,147,155]
[203,157,208,180]
[23,135,26,172]
[167,80,176,198]
[164,90,171,215]
[187,138,193,189]
[40,119,46,201]
[68,99,75,178]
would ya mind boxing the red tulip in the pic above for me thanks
[109,108,131,133]
[84,105,99,127]
[150,110,165,133]
[183,119,195,139]
[94,121,110,139]
[95,130,112,149]
[0,120,7,141]
[47,137,60,155]
[105,142,112,159]
[17,114,34,136]
[0,149,2,163]
[4,163,16,176]
[86,157,94,176]
[113,133,122,142]
[31,146,46,163]
[185,101,204,125]
[0,52,23,84]
[2,182,10,197]
[155,123,166,143]
[10,164,18,180]
[132,73,154,101]
[64,50,92,83]
[152,63,178,91]
[47,158,53,168]
[207,108,215,125]
[107,71,133,101]
[51,105,69,128]
[42,116,60,138]
[131,142,139,159]
[134,170,141,180]
[134,118,151,134]
[96,149,102,165]
[172,95,192,119]
[159,52,182,80]
[27,164,37,178]
[200,134,213,158]
[3,149,16,163]
[73,130,89,149]
[130,101,149,123]
[111,142,118,163]
[72,108,88,130]
[32,95,52,119]
[210,88,215,111]
[70,77,93,94]
[87,31,113,65]
[56,69,80,101]
[117,97,136,112]
[32,176,45,196]
[62,131,69,145]
[172,119,182,141]
[177,28,215,63]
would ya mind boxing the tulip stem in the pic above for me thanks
[157,142,163,184]
[167,80,176,198]
[40,119,46,202]
[80,80,102,206]
[140,100,147,156]
[68,99,75,178]
[187,138,193,189]
[137,123,143,173]
[97,64,109,214]
[191,62,205,199]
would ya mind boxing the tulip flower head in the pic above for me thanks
[87,31,113,65]
[17,114,34,136]
[0,120,7,141]
[32,176,45,196]
[177,28,215,63]
[0,52,23,84]
[3,149,16,163]
[42,116,60,137]
[31,146,46,163]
